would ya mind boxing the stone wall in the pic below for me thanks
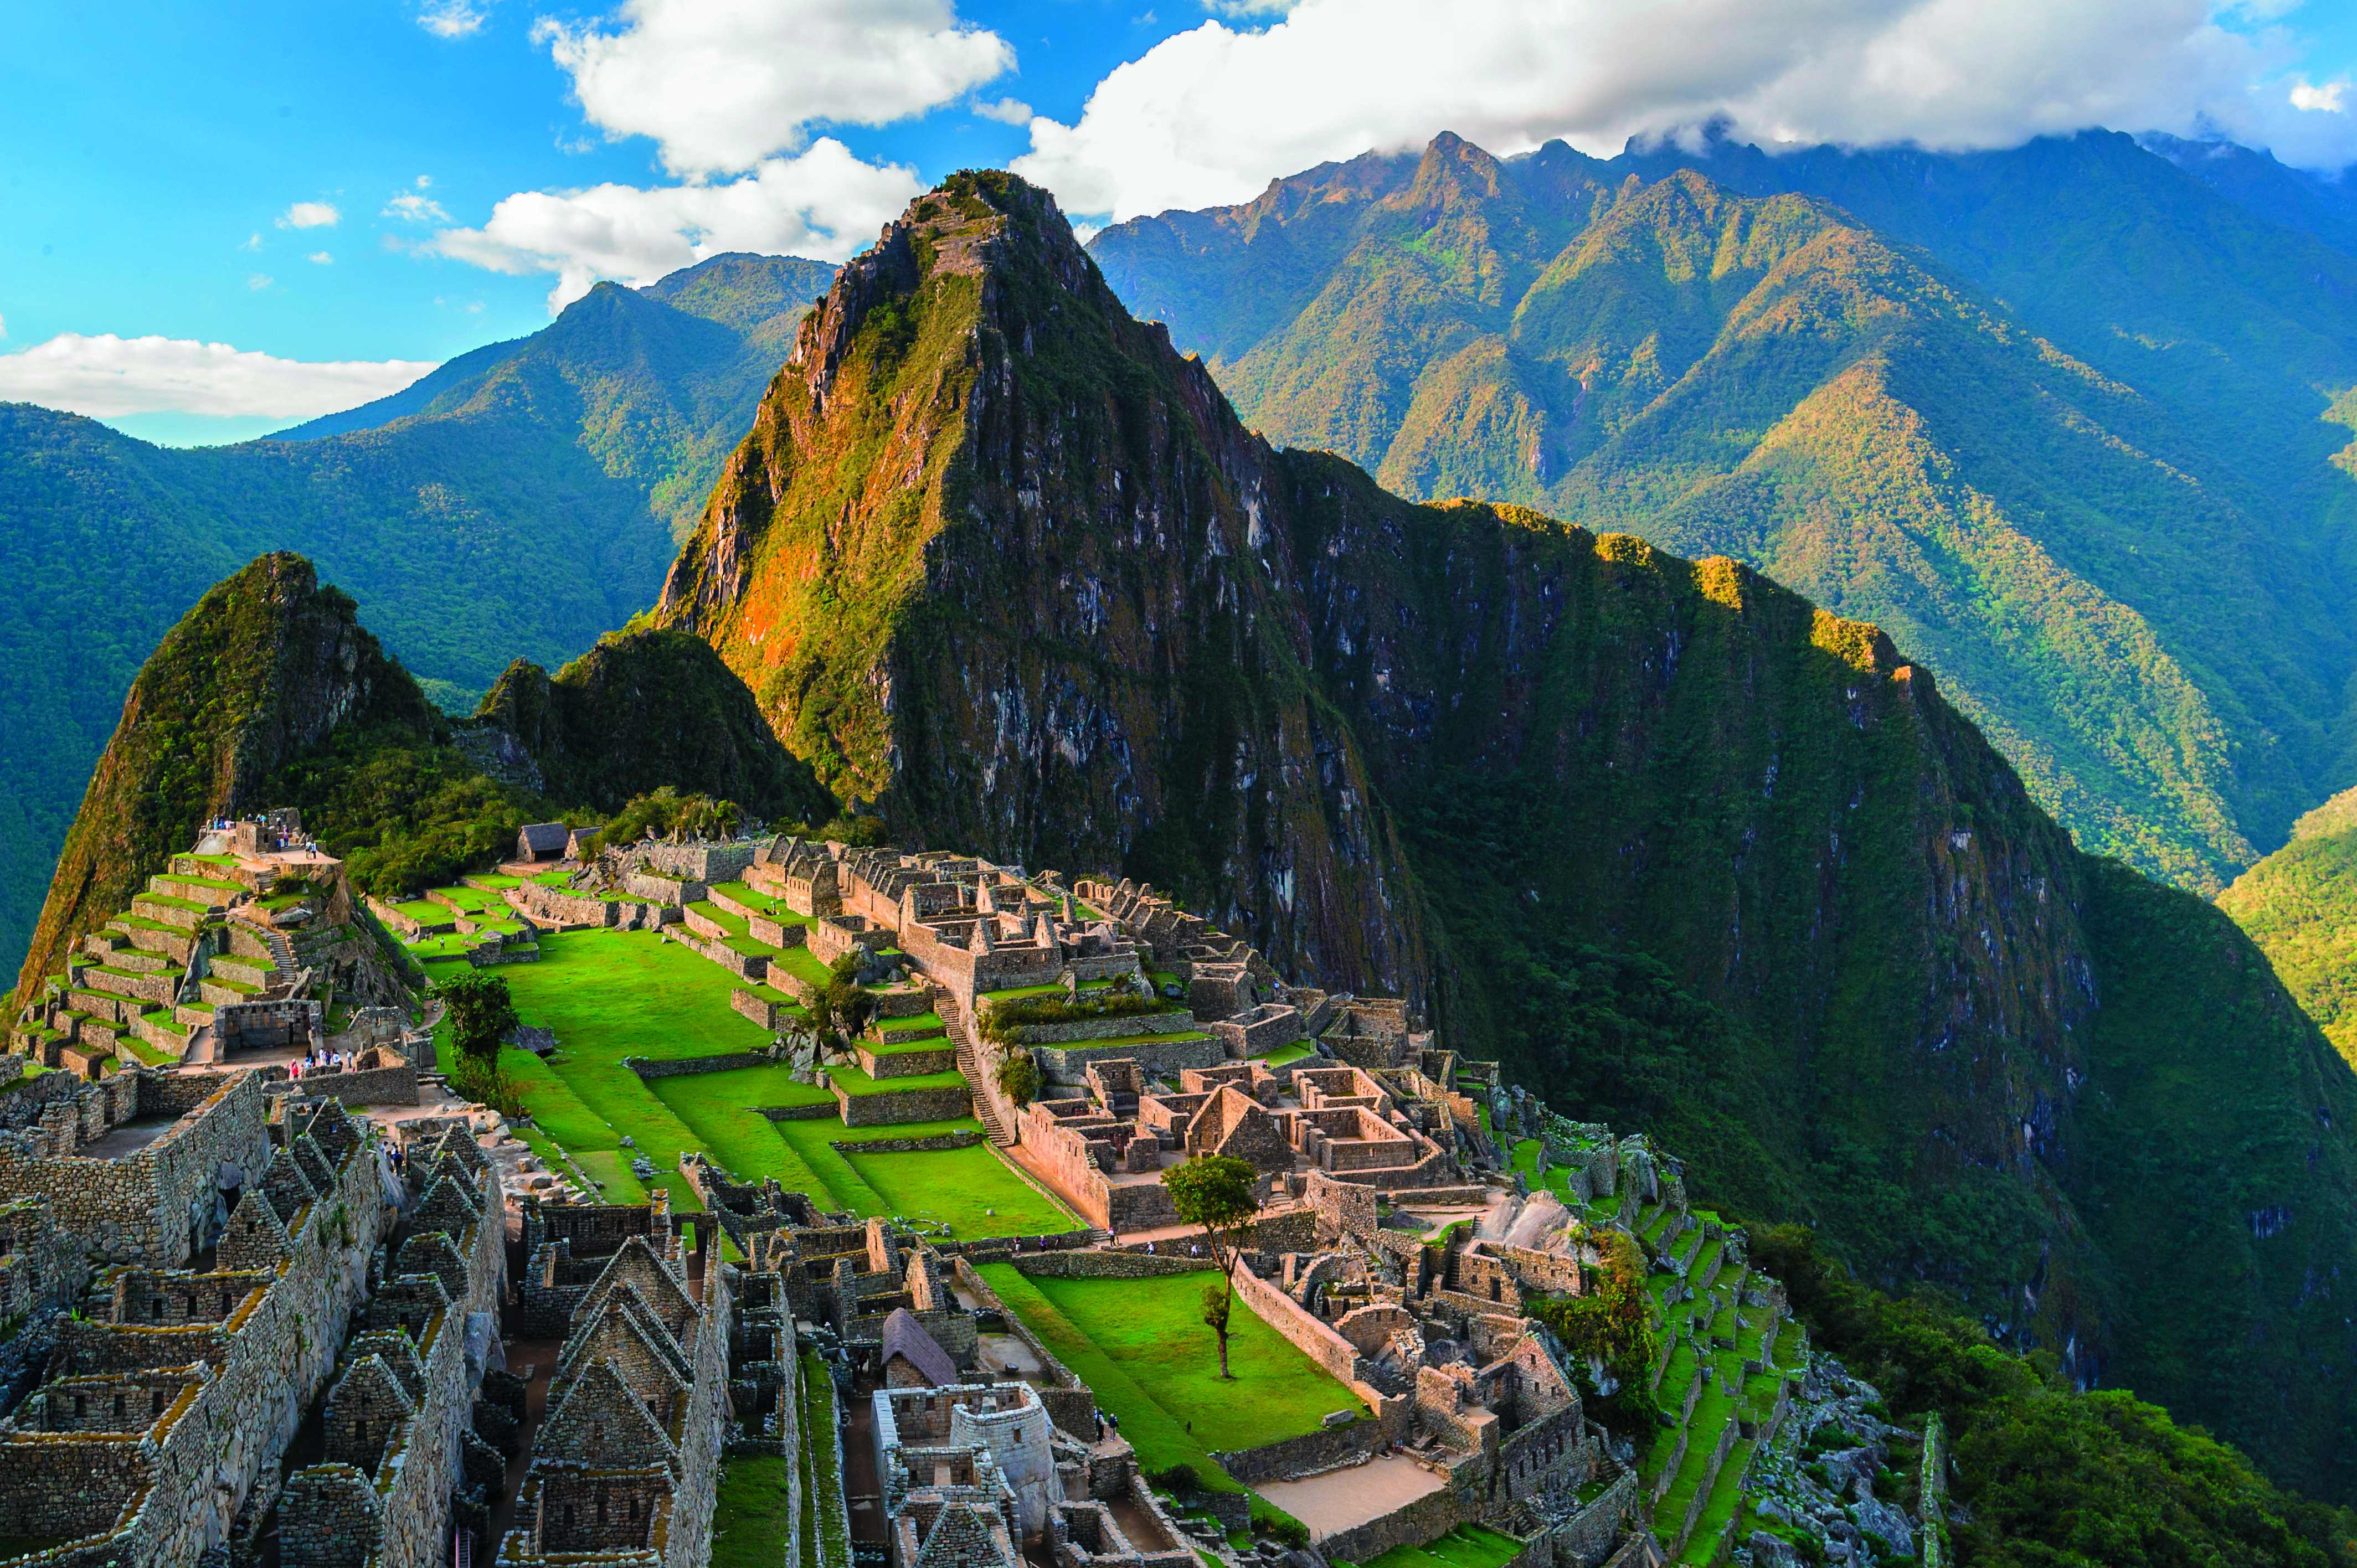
[1007,1251,1214,1280]
[626,1052,770,1081]
[1315,1473,1478,1561]
[305,1056,419,1107]
[1211,1416,1386,1483]
[1227,1261,1403,1437]
[1033,1034,1226,1087]
[948,1258,1099,1439]
[2,1118,391,1564]
[0,1069,275,1268]
[826,1132,983,1155]
[835,1084,971,1127]
[1548,1467,1635,1568]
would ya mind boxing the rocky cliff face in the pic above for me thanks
[657,172,2357,1498]
[12,551,439,1000]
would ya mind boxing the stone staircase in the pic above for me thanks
[938,989,1013,1146]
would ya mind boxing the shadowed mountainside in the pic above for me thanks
[1090,130,2357,899]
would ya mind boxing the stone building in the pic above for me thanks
[497,1194,735,1568]
[0,1088,391,1566]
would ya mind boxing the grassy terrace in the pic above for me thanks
[392,899,449,923]
[712,1455,793,1568]
[708,880,801,919]
[976,1266,1346,1528]
[1363,1525,1526,1568]
[770,947,831,988]
[824,1062,966,1097]
[980,978,1118,1004]
[428,885,494,912]
[1255,1041,1313,1066]
[418,928,1061,1237]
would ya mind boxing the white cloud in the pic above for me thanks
[0,334,438,419]
[972,95,1035,125]
[2292,79,2347,113]
[431,137,917,310]
[279,200,339,229]
[1013,0,2357,222]
[239,232,262,251]
[417,0,487,38]
[306,251,333,265]
[247,274,275,291]
[384,190,453,223]
[0,314,8,339]
[537,0,1014,176]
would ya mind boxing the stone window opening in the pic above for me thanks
[597,1497,609,1526]
[151,1298,164,1322]
[355,1417,368,1446]
[112,1392,125,1420]
[73,1394,85,1419]
[183,1292,195,1318]
[564,1505,576,1531]
[152,1390,167,1416]
[629,1498,640,1523]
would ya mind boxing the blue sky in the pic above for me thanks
[2,0,2351,447]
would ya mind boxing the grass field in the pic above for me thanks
[711,1456,794,1568]
[423,927,1068,1238]
[977,1265,1362,1472]
[1362,1526,1526,1568]
[847,1143,1074,1235]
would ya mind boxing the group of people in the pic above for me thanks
[286,1046,356,1079]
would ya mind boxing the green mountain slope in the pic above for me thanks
[2219,784,2357,1065]
[1089,131,2357,898]
[659,171,2357,1500]
[13,550,830,1001]
[0,251,834,982]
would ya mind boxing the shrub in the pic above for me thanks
[977,981,1172,1044]
[995,1053,1039,1106]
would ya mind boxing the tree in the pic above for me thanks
[1161,1155,1260,1379]
[439,969,518,1065]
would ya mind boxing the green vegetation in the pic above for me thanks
[975,1263,1330,1528]
[0,252,836,977]
[1161,1154,1262,1379]
[2219,807,2357,1064]
[438,969,517,1064]
[977,977,1174,1043]
[1754,1225,2357,1566]
[711,1456,794,1568]
[795,1352,848,1568]
[1092,132,2357,894]
[1360,1526,1526,1568]
[1524,1230,1656,1430]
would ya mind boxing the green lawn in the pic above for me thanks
[1257,1042,1313,1066]
[824,1063,966,1097]
[428,929,778,1193]
[393,899,449,922]
[979,1266,1365,1452]
[1363,1525,1526,1568]
[976,1266,1330,1529]
[847,1143,1076,1236]
[713,1456,794,1568]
